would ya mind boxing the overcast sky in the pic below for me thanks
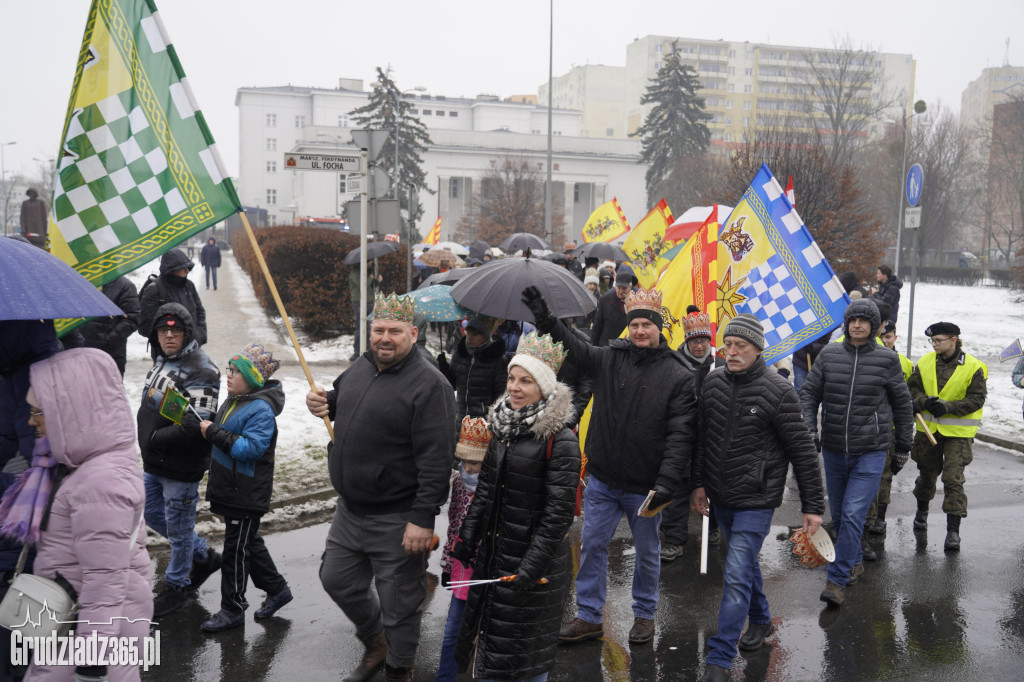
[1,0,1021,180]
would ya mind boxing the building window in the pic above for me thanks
[449,178,458,198]
[875,60,882,68]
[339,175,347,194]
[606,128,615,136]
[422,109,431,115]
[743,85,752,93]
[295,115,305,128]
[725,133,732,142]
[266,113,276,127]
[449,111,458,117]
[744,67,753,76]
[728,83,735,92]
[654,61,662,71]
[743,101,751,110]
[742,118,749,126]
[655,43,663,54]
[729,49,736,58]
[728,66,735,75]
[266,138,276,151]
[573,185,580,203]
[727,100,733,109]
[410,108,418,114]
[338,115,349,127]
[266,161,276,173]
[725,117,732,125]
[266,189,277,205]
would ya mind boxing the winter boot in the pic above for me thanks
[913,500,929,531]
[343,630,387,682]
[820,581,845,607]
[861,536,878,562]
[868,504,888,535]
[944,515,962,552]
[384,663,414,682]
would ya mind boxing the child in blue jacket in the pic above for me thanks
[199,343,291,632]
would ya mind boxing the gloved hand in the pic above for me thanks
[451,540,473,565]
[1,454,29,475]
[777,367,791,379]
[181,412,202,437]
[891,450,910,475]
[521,286,555,332]
[441,571,450,588]
[925,397,948,417]
[436,352,449,372]
[507,570,537,591]
[647,487,673,511]
[912,401,922,414]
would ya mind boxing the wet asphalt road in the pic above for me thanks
[141,439,1024,682]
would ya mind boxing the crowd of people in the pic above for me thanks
[0,243,999,681]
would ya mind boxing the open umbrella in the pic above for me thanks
[432,241,469,256]
[574,242,630,262]
[419,249,464,267]
[409,285,472,322]
[343,241,401,266]
[499,233,552,252]
[417,267,476,289]
[0,237,125,320]
[469,239,489,261]
[450,256,596,323]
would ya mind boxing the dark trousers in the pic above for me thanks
[204,265,218,289]
[221,515,287,613]
[661,494,719,546]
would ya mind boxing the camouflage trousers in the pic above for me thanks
[911,432,974,518]
[865,448,895,526]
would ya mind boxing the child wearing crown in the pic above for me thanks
[198,343,292,632]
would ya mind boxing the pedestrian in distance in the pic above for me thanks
[800,298,914,608]
[79,275,140,377]
[138,248,208,361]
[15,348,152,681]
[870,264,902,324]
[137,303,222,617]
[197,343,292,632]
[453,331,581,682]
[909,322,988,551]
[523,284,695,647]
[199,237,222,290]
[590,269,632,346]
[690,314,824,682]
[306,292,455,682]
[435,417,489,682]
[437,315,509,438]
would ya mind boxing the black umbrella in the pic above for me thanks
[498,232,552,252]
[450,256,596,323]
[416,267,476,289]
[574,241,630,262]
[342,241,401,266]
[469,239,489,261]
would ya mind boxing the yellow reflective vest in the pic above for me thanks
[917,352,988,437]
[898,353,912,381]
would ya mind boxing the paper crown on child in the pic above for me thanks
[230,343,280,389]
[373,292,415,324]
[683,312,712,341]
[455,416,491,462]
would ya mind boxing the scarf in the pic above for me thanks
[458,462,480,494]
[490,394,551,442]
[0,437,60,543]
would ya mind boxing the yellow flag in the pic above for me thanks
[581,198,630,243]
[622,199,675,288]
[655,206,720,348]
[424,217,441,245]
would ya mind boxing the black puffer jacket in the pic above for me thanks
[871,275,902,322]
[138,249,207,346]
[440,335,509,432]
[550,319,695,496]
[455,385,580,680]
[799,298,914,454]
[590,289,627,346]
[555,325,594,428]
[694,357,824,513]
[79,276,140,374]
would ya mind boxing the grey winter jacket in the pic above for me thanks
[799,298,914,454]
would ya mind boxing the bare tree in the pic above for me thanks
[980,98,1024,262]
[456,156,566,246]
[796,36,903,166]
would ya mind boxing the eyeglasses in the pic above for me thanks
[225,366,239,377]
[29,408,43,419]
[929,337,952,345]
[157,328,184,337]
[687,338,710,346]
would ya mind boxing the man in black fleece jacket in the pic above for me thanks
[306,292,455,682]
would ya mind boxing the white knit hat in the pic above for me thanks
[508,355,557,397]
[506,332,566,398]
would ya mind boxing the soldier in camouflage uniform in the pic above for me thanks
[909,322,988,552]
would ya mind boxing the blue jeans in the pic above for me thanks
[575,476,661,623]
[793,362,808,393]
[144,473,208,588]
[204,265,217,289]
[435,595,465,682]
[706,506,774,670]
[821,448,886,586]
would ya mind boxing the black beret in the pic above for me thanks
[924,321,960,337]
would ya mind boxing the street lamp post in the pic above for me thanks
[1,141,17,236]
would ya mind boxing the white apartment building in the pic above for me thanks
[961,66,1024,135]
[236,80,646,240]
[538,65,627,139]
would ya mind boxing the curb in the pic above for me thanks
[976,432,1024,455]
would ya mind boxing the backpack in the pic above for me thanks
[140,274,169,307]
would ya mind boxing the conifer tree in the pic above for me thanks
[632,43,712,206]
[350,67,433,234]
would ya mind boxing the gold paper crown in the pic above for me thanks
[624,286,663,316]
[683,312,712,340]
[373,292,415,323]
[516,331,567,374]
[455,416,492,462]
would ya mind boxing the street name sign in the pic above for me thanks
[284,153,363,173]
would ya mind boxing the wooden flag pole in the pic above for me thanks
[915,413,938,446]
[239,212,334,441]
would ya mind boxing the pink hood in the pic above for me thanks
[29,348,136,469]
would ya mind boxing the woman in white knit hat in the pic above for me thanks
[451,332,581,682]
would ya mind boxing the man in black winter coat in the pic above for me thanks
[80,275,139,376]
[199,237,222,290]
[438,317,508,436]
[590,270,631,346]
[690,314,824,681]
[800,297,913,609]
[871,264,902,323]
[139,249,208,359]
[523,284,695,648]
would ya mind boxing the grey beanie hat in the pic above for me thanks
[722,313,765,350]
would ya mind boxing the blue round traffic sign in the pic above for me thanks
[906,164,924,207]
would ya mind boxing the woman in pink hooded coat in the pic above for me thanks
[25,348,152,681]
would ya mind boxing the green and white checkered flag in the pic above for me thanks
[49,0,241,291]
